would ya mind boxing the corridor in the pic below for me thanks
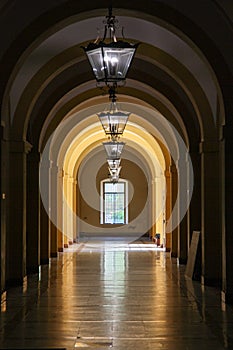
[0,242,232,350]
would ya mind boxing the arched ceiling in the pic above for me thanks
[63,123,166,180]
[7,15,216,117]
[45,100,188,178]
[1,0,232,159]
[5,14,217,143]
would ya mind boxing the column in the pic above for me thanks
[40,200,50,264]
[221,99,233,303]
[63,174,69,248]
[151,179,156,240]
[6,140,31,286]
[50,163,58,257]
[57,168,64,252]
[40,158,50,264]
[165,169,172,252]
[26,150,40,274]
[72,179,77,243]
[67,176,74,245]
[170,163,178,258]
[0,123,8,293]
[76,178,81,242]
[189,149,201,279]
[177,155,189,265]
[155,176,165,246]
[200,140,221,286]
[178,210,188,263]
[189,150,201,236]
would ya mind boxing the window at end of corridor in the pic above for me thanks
[100,180,128,224]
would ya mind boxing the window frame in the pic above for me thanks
[100,179,128,225]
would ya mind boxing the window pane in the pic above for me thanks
[105,183,115,193]
[104,183,125,224]
[104,182,124,193]
[116,183,124,192]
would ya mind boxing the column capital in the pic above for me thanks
[199,140,219,153]
[50,162,59,173]
[10,140,32,154]
[58,168,64,178]
[164,169,171,177]
[63,173,69,180]
[67,176,74,184]
[170,164,177,173]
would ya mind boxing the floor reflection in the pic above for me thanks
[0,242,233,349]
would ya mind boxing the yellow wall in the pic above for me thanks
[77,157,150,238]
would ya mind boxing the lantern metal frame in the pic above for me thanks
[82,5,139,85]
[108,166,121,183]
[98,86,130,139]
[109,166,121,177]
[107,158,121,169]
[103,140,125,160]
[109,175,119,183]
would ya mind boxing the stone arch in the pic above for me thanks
[1,0,232,302]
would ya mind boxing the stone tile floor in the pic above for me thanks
[0,242,233,349]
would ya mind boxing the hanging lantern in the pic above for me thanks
[108,168,121,183]
[109,174,119,183]
[82,5,139,84]
[109,166,121,177]
[108,166,121,183]
[107,158,121,169]
[98,86,130,138]
[103,141,125,159]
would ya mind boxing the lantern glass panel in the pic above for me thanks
[102,47,135,82]
[98,108,129,136]
[86,46,136,82]
[109,166,121,177]
[107,159,121,169]
[103,141,125,159]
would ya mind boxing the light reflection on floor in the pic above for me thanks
[0,242,232,350]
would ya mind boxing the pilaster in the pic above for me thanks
[151,179,156,239]
[40,158,50,265]
[221,95,233,303]
[0,122,8,293]
[50,163,58,258]
[57,168,64,252]
[189,150,201,279]
[73,179,77,243]
[170,163,178,258]
[199,140,221,286]
[165,169,172,252]
[26,150,41,274]
[177,154,190,265]
[6,140,32,286]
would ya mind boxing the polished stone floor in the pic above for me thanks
[0,241,233,349]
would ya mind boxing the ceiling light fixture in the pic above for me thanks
[98,86,130,140]
[103,140,125,160]
[107,158,121,169]
[109,166,121,183]
[82,4,139,85]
